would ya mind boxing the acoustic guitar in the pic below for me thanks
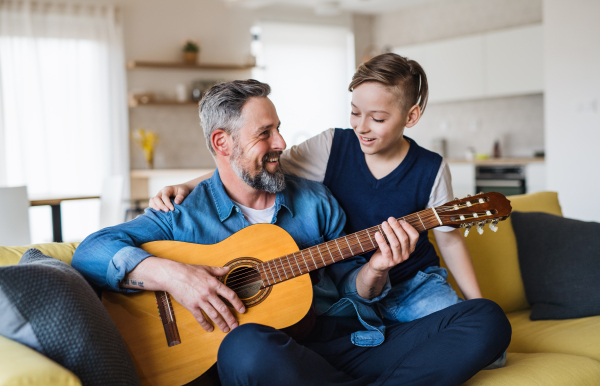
[102,192,512,386]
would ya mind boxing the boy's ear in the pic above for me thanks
[211,129,233,157]
[405,105,422,128]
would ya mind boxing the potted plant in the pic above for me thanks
[183,40,199,64]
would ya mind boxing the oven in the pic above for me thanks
[475,165,526,196]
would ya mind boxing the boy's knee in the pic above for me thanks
[466,299,512,347]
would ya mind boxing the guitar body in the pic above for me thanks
[102,224,312,386]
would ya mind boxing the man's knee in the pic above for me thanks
[218,323,288,380]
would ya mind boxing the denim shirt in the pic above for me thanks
[72,170,391,346]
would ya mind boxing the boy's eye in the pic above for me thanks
[373,118,385,123]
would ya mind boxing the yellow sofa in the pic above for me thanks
[1,191,599,385]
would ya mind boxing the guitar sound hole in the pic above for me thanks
[225,266,263,300]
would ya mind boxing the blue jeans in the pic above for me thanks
[378,266,460,323]
[217,299,511,386]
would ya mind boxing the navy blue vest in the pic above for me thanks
[323,129,442,285]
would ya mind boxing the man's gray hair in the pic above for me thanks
[199,79,271,155]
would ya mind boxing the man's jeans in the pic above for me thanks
[217,299,512,386]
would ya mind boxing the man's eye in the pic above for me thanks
[261,130,269,136]
[373,118,384,123]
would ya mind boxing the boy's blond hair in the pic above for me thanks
[349,53,429,115]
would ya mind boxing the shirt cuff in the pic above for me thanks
[341,266,392,304]
[107,246,153,292]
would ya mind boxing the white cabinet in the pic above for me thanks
[393,24,543,103]
[426,36,485,103]
[448,163,475,199]
[525,163,546,193]
[484,25,544,97]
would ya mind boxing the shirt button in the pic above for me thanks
[235,207,240,212]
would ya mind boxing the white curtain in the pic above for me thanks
[0,1,129,242]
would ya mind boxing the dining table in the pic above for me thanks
[29,195,100,243]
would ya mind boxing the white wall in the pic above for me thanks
[544,0,600,221]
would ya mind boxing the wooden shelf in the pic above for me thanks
[128,100,198,108]
[127,60,254,71]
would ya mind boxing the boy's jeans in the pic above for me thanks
[378,266,507,370]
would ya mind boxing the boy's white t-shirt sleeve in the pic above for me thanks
[280,128,335,183]
[427,160,456,232]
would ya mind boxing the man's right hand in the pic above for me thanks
[149,184,190,212]
[122,256,245,333]
[166,262,246,333]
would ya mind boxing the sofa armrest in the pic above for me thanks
[0,335,81,386]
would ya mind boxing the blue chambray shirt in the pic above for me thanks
[72,170,392,346]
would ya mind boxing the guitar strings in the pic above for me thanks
[222,208,500,290]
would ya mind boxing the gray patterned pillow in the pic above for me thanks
[0,248,139,386]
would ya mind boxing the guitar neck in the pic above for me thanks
[256,207,443,287]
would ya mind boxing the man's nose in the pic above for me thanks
[272,129,286,151]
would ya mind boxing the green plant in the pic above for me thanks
[183,40,199,53]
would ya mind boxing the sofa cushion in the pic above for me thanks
[0,334,81,386]
[511,211,600,320]
[0,248,139,386]
[432,191,563,313]
[464,352,600,386]
[506,309,600,362]
[0,242,79,267]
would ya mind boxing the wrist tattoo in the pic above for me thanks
[368,286,376,298]
[123,278,144,288]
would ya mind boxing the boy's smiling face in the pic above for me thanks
[350,81,419,158]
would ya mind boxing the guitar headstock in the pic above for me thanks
[436,192,512,236]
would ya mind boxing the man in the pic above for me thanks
[72,80,510,386]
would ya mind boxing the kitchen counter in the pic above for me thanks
[446,157,544,166]
[130,168,214,199]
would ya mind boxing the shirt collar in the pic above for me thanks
[209,168,294,223]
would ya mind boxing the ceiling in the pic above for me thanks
[217,0,444,15]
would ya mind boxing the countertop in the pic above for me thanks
[446,157,544,165]
[130,168,214,178]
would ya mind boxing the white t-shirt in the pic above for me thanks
[232,200,276,225]
[280,129,455,232]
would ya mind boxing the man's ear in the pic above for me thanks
[211,129,232,156]
[405,105,422,129]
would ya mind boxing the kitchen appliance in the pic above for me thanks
[475,165,526,196]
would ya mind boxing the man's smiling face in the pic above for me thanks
[230,97,287,193]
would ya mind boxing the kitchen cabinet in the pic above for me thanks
[525,163,546,194]
[484,25,543,97]
[393,24,543,103]
[448,163,476,199]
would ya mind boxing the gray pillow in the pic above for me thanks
[0,248,140,386]
[512,212,600,320]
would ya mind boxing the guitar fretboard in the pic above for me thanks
[256,207,443,287]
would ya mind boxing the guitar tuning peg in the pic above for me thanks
[454,197,459,201]
[464,225,471,237]
[479,191,484,195]
[477,223,484,235]
[489,219,499,232]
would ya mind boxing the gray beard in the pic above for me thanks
[231,147,286,194]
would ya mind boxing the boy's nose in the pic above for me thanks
[354,118,369,134]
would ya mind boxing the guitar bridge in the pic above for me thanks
[155,291,181,347]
